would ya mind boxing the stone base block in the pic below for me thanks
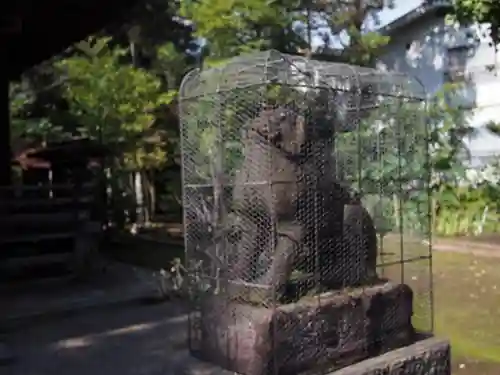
[334,336,451,375]
[190,282,415,375]
[175,337,451,375]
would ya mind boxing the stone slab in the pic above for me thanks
[334,336,451,375]
[190,281,415,375]
[175,337,450,375]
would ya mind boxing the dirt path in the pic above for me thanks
[433,238,500,258]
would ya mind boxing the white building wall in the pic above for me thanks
[378,13,500,161]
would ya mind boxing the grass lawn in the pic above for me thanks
[432,251,500,374]
[381,235,500,374]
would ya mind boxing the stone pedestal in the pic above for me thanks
[176,337,451,375]
[190,282,415,375]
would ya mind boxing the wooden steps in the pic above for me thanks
[0,232,78,245]
[0,196,92,213]
[1,253,71,269]
[0,183,102,280]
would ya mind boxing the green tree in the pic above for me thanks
[57,37,176,170]
[180,0,308,65]
[449,0,500,48]
[312,0,393,65]
[180,0,394,66]
[108,0,198,66]
[118,4,197,220]
[57,37,177,223]
[9,80,69,149]
[334,81,477,235]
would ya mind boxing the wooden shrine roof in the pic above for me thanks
[14,138,110,169]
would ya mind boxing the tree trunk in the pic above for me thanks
[393,193,400,230]
[148,170,156,221]
[140,169,153,225]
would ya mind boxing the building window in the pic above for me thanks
[445,46,469,82]
[444,46,475,109]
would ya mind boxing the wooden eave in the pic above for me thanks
[1,0,142,79]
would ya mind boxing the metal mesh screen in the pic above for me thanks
[179,50,432,375]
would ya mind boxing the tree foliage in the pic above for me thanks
[180,0,309,64]
[10,80,69,148]
[56,37,176,170]
[180,0,394,66]
[313,0,393,65]
[449,0,500,47]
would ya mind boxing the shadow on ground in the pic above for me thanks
[2,301,188,375]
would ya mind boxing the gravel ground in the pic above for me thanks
[2,301,188,375]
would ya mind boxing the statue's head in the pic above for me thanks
[249,105,306,156]
[248,94,339,159]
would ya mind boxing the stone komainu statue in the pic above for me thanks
[231,102,378,299]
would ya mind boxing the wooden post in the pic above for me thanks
[0,75,11,187]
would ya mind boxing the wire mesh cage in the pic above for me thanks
[179,50,432,375]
